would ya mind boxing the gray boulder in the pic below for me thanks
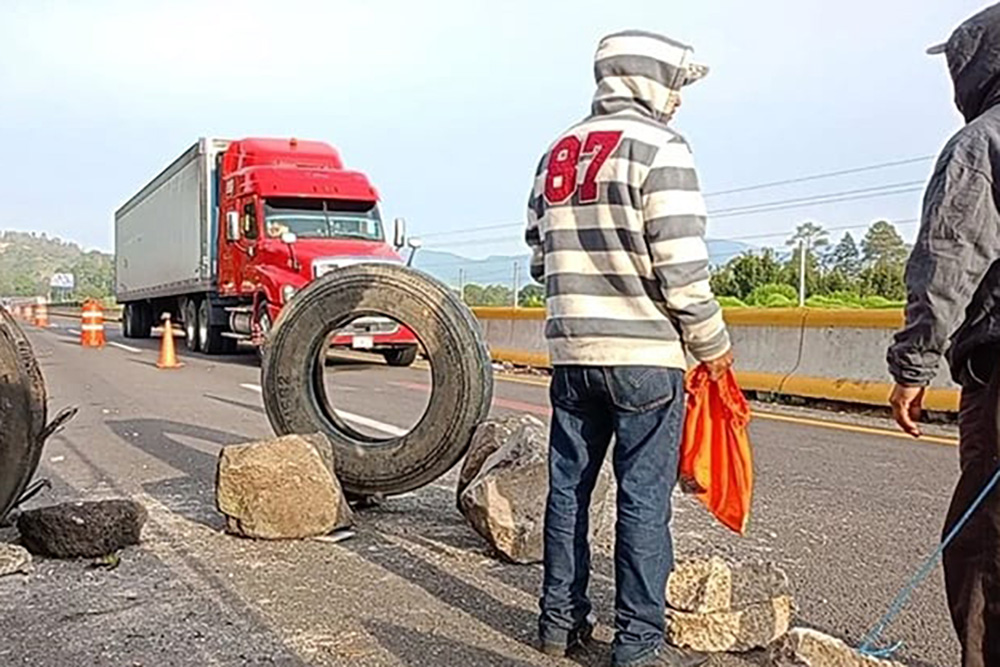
[457,414,545,502]
[17,499,147,558]
[217,433,353,540]
[771,628,906,667]
[458,415,612,564]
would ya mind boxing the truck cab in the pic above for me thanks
[116,137,420,365]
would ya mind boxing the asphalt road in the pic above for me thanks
[0,318,964,666]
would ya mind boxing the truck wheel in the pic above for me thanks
[0,309,48,521]
[383,346,418,367]
[262,264,494,497]
[184,299,200,353]
[122,304,134,338]
[198,299,237,355]
[135,303,153,339]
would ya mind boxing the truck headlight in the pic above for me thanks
[281,285,297,304]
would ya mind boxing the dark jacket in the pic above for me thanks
[887,4,1000,386]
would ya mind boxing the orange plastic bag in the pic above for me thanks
[680,366,754,535]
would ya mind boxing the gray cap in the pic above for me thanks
[926,42,948,55]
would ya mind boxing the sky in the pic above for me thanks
[0,0,990,261]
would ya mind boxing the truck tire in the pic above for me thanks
[184,299,200,353]
[261,264,494,497]
[0,309,48,522]
[124,302,153,339]
[198,299,237,355]
[383,346,418,367]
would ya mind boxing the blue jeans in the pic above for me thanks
[539,365,685,667]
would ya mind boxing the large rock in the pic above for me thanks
[217,433,353,540]
[666,595,795,653]
[17,499,147,558]
[457,414,544,502]
[771,628,906,667]
[458,416,613,564]
[668,557,791,614]
[0,543,32,576]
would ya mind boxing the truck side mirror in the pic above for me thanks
[226,212,240,242]
[393,217,406,250]
[407,237,423,250]
[281,232,298,245]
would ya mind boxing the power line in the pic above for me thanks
[712,187,924,219]
[419,154,934,240]
[703,155,934,198]
[708,181,925,216]
[424,184,923,250]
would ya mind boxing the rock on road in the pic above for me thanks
[0,319,960,666]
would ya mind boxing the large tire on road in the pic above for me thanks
[0,309,48,522]
[261,264,494,497]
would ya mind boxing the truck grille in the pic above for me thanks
[314,257,400,279]
[340,317,400,336]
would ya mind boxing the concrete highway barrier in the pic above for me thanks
[472,307,962,413]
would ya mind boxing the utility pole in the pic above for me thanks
[512,262,520,309]
[798,238,808,307]
[458,268,465,304]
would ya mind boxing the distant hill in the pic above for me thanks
[0,231,113,299]
[412,239,752,287]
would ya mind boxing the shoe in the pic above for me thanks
[616,644,709,667]
[539,617,595,657]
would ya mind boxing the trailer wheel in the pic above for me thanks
[0,309,48,521]
[184,299,200,353]
[261,264,494,497]
[383,346,418,367]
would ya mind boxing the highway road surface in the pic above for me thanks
[0,317,963,666]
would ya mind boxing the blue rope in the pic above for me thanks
[858,465,1000,659]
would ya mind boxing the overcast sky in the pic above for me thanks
[0,0,989,257]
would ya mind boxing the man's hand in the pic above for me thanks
[702,350,734,382]
[890,384,926,438]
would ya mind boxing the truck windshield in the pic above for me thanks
[263,198,383,242]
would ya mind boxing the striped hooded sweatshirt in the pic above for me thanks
[525,30,731,369]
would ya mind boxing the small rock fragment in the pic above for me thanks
[668,556,791,614]
[217,433,353,540]
[771,628,906,666]
[0,543,32,576]
[666,595,795,653]
[17,499,147,558]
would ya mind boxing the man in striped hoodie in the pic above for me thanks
[526,30,733,667]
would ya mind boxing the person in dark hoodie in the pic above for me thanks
[888,4,1000,665]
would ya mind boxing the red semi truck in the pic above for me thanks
[114,137,421,365]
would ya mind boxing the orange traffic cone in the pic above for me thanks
[156,313,183,369]
[33,297,49,328]
[81,300,106,348]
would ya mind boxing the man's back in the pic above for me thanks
[525,31,729,370]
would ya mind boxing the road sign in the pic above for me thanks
[50,273,75,290]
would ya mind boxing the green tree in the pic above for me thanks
[829,232,862,278]
[518,284,545,307]
[787,221,830,254]
[709,249,787,301]
[860,262,906,301]
[861,220,908,268]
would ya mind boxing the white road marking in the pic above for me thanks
[239,383,408,436]
[109,341,142,353]
[68,328,81,335]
